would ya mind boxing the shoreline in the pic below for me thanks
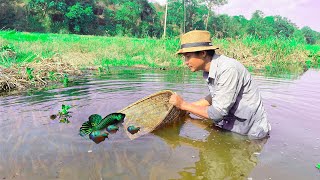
[1,31,319,95]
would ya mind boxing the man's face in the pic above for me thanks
[182,52,205,72]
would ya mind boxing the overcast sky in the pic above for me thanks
[149,0,320,32]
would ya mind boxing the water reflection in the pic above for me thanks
[155,116,267,179]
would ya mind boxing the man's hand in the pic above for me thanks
[169,93,185,109]
[169,93,210,119]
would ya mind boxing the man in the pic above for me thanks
[169,30,271,139]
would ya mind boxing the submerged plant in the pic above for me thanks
[59,104,71,116]
[50,104,72,124]
[59,118,70,124]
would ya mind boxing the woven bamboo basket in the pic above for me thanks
[118,90,185,140]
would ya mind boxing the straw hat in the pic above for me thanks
[176,30,218,54]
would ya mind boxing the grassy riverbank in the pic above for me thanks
[1,30,320,93]
[1,30,320,70]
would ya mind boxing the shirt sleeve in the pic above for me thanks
[207,68,241,123]
[204,94,212,105]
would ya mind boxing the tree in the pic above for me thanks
[200,0,227,30]
[301,26,317,44]
[247,10,274,39]
[65,2,95,34]
[273,16,296,38]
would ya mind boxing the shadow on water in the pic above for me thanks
[0,68,319,179]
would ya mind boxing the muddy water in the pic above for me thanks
[0,69,319,180]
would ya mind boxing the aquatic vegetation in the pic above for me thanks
[59,118,70,124]
[63,74,69,86]
[127,125,140,135]
[59,104,71,116]
[50,104,72,124]
[316,163,320,170]
[80,113,125,136]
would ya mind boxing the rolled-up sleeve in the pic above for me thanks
[204,94,212,104]
[207,68,241,123]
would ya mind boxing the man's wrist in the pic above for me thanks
[180,101,189,111]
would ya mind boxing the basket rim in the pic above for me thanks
[118,89,174,114]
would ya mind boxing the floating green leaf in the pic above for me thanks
[60,104,71,115]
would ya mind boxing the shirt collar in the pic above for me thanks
[203,54,221,81]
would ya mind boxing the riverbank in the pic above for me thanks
[1,30,319,94]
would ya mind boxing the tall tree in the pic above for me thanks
[301,26,317,44]
[200,0,227,30]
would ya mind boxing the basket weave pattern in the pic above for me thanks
[119,90,185,139]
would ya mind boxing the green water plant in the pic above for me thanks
[63,74,69,86]
[50,104,72,123]
[59,104,71,116]
[316,163,320,170]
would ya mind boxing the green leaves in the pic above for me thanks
[63,74,69,86]
[65,2,94,33]
[316,163,320,169]
[26,67,34,80]
[60,104,71,115]
[50,104,72,124]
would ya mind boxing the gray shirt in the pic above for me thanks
[204,54,271,139]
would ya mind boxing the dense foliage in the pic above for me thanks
[0,0,319,44]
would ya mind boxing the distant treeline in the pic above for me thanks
[1,0,320,44]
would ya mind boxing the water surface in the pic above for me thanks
[0,69,319,180]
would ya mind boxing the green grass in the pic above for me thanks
[1,30,319,76]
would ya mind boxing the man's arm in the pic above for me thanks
[191,98,211,106]
[169,94,210,119]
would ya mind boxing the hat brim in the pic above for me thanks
[176,46,219,55]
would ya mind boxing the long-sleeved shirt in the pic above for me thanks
[204,54,271,139]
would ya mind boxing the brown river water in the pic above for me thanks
[0,68,319,180]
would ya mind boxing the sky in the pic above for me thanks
[149,0,320,32]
